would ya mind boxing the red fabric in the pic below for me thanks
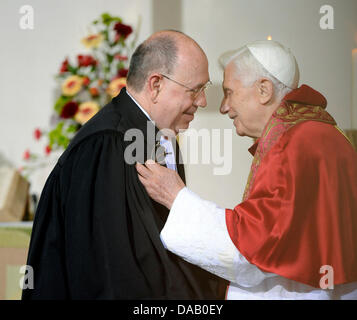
[226,87,357,288]
[284,84,327,108]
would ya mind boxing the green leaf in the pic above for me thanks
[101,13,112,26]
[106,54,114,64]
[47,121,72,149]
[58,135,69,148]
[66,124,77,134]
[101,12,122,26]
[54,96,72,113]
[67,65,78,74]
[112,16,122,23]
[101,29,109,42]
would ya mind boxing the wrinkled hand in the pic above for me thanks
[136,160,185,209]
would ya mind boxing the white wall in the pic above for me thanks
[180,0,357,208]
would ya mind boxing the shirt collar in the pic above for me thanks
[126,89,152,121]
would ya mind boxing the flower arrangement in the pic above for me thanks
[22,13,139,176]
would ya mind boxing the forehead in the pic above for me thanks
[224,61,237,79]
[176,45,208,70]
[174,56,209,88]
[223,62,241,88]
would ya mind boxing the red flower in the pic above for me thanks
[60,101,79,119]
[82,76,90,86]
[114,54,128,61]
[117,68,128,78]
[114,22,133,39]
[60,58,69,73]
[77,55,97,67]
[23,149,30,160]
[34,128,42,140]
[45,145,52,155]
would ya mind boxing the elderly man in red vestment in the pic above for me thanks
[136,40,357,299]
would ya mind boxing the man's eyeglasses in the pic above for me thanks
[160,74,212,99]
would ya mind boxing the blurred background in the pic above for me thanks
[0,0,356,299]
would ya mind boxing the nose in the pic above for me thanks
[195,90,207,108]
[220,98,230,114]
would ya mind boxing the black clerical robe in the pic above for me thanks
[22,88,225,300]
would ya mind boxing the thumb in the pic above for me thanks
[145,159,156,165]
[145,159,159,171]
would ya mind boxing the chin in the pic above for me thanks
[234,125,246,137]
[175,122,191,134]
[177,124,189,133]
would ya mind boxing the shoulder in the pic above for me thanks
[58,130,125,167]
[58,100,125,165]
[280,121,349,151]
[273,120,356,163]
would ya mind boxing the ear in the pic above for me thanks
[147,73,163,103]
[256,78,274,105]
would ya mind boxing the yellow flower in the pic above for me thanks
[106,77,126,98]
[74,101,100,125]
[81,34,104,49]
[61,75,83,96]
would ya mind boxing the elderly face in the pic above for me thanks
[153,47,209,135]
[220,62,265,138]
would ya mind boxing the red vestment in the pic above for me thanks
[226,85,357,288]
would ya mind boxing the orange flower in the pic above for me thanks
[62,75,83,96]
[89,87,99,96]
[81,33,104,49]
[74,101,100,125]
[106,77,126,98]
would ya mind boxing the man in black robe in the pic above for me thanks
[22,30,226,299]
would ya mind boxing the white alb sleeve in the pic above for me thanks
[160,187,276,287]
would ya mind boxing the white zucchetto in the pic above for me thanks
[220,40,300,89]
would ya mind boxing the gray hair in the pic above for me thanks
[219,48,292,102]
[126,35,178,92]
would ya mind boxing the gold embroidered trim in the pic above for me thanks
[242,102,337,201]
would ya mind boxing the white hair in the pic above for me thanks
[219,47,292,102]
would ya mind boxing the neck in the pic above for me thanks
[126,86,152,119]
[256,100,281,138]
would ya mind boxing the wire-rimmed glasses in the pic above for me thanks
[160,74,212,99]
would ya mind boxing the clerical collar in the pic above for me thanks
[126,89,152,121]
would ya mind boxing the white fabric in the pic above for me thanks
[247,40,300,89]
[159,136,177,172]
[220,40,300,89]
[160,187,357,300]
